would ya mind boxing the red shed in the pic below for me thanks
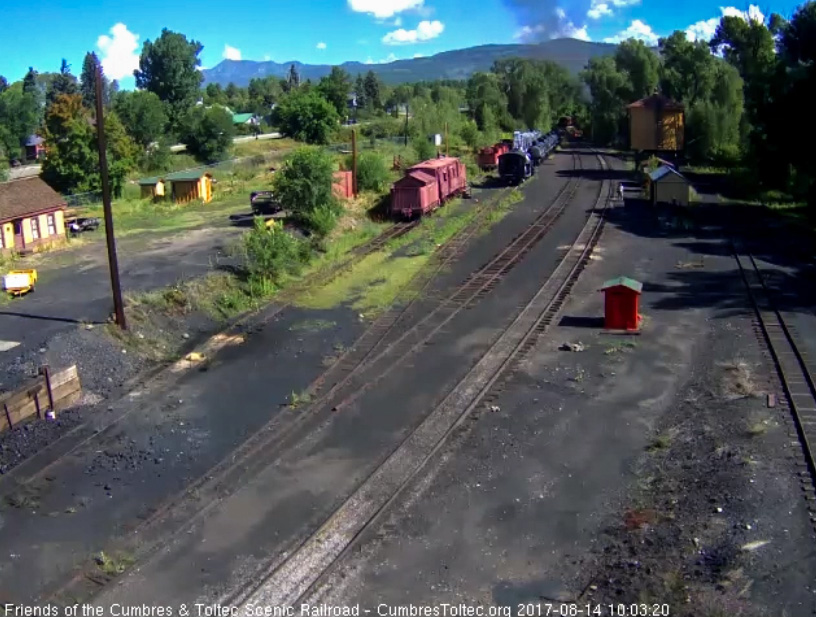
[600,276,643,331]
[332,171,353,200]
[391,170,439,218]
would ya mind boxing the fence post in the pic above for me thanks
[41,364,55,414]
[352,129,358,197]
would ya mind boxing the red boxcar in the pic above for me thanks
[476,142,510,170]
[390,156,467,218]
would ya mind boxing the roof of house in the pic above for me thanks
[165,170,212,182]
[648,165,687,182]
[25,135,44,147]
[600,276,643,293]
[138,176,164,186]
[627,93,684,111]
[0,177,66,223]
[232,113,255,124]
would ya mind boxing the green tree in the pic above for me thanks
[658,32,716,106]
[41,93,99,194]
[272,147,336,220]
[79,52,114,110]
[413,136,435,161]
[247,77,282,116]
[134,28,204,130]
[614,39,660,101]
[350,151,390,192]
[46,59,79,108]
[179,105,235,162]
[204,83,228,106]
[272,90,339,144]
[22,68,39,96]
[354,74,367,109]
[114,90,169,148]
[224,82,249,111]
[466,72,509,132]
[287,64,301,90]
[0,81,40,161]
[317,66,352,117]
[580,55,628,145]
[363,71,381,110]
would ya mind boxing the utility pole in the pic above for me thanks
[351,128,358,197]
[445,122,449,156]
[95,63,127,330]
[404,105,409,147]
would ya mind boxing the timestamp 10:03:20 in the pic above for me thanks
[515,604,670,617]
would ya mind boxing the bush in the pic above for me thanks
[243,218,310,286]
[348,151,390,192]
[413,137,435,162]
[179,106,235,163]
[273,147,336,219]
[272,90,340,145]
[459,120,480,150]
[305,202,342,237]
[361,117,403,139]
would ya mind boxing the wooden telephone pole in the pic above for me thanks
[94,64,126,330]
[351,129,358,197]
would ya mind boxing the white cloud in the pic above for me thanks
[587,0,639,19]
[382,19,444,44]
[96,23,140,80]
[394,16,403,26]
[514,9,589,42]
[684,5,765,42]
[365,57,375,64]
[223,44,242,60]
[603,19,659,45]
[413,53,424,58]
[264,54,271,61]
[348,0,424,19]
[316,41,327,49]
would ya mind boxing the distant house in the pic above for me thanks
[0,177,67,254]
[348,92,357,110]
[24,135,45,161]
[647,165,690,206]
[232,112,258,126]
[138,176,167,201]
[166,170,213,204]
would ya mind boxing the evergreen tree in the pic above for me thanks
[287,64,301,90]
[80,52,103,109]
[46,59,79,107]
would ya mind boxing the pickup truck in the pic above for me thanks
[67,217,101,234]
[250,191,283,216]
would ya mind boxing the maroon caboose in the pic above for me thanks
[390,157,468,219]
[476,142,509,171]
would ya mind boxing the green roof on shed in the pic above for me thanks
[165,170,211,182]
[232,113,255,124]
[137,176,164,185]
[600,276,643,293]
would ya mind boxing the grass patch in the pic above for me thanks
[288,390,312,408]
[94,551,135,577]
[604,341,638,355]
[232,137,298,158]
[646,431,673,452]
[719,359,759,399]
[290,318,336,332]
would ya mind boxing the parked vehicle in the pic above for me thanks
[3,269,38,297]
[250,191,283,215]
[390,156,468,219]
[67,217,100,234]
[498,151,533,185]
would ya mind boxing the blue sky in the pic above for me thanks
[0,0,803,89]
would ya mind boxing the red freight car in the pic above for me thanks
[390,156,468,219]
[476,142,510,171]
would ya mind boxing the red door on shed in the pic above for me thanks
[600,277,643,331]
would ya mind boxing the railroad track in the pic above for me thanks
[225,153,612,608]
[734,248,816,517]
[40,152,586,606]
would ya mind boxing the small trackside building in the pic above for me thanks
[166,170,214,204]
[0,177,67,254]
[648,165,690,207]
[138,176,167,201]
[600,276,643,331]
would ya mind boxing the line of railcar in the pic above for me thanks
[389,155,469,219]
[497,129,562,185]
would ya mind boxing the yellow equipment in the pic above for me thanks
[3,269,38,297]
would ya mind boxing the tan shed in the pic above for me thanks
[648,165,690,206]
[166,170,213,204]
[627,94,685,152]
[138,176,167,201]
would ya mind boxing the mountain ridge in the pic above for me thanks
[201,38,618,86]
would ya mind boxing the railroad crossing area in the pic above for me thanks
[1,149,815,615]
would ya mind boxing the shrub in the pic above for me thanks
[273,147,336,219]
[348,151,390,192]
[179,105,235,163]
[243,218,309,286]
[272,90,340,145]
[459,120,480,150]
[305,202,342,237]
[413,137,435,162]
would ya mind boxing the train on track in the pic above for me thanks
[390,155,469,219]
[479,129,562,184]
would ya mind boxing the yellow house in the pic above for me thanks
[627,94,685,152]
[0,177,67,255]
[166,170,213,204]
[138,176,167,201]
